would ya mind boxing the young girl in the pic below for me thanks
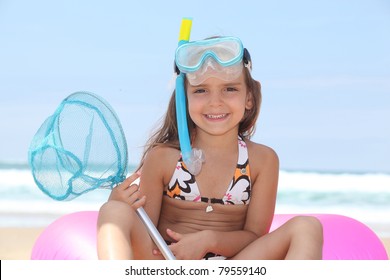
[97,36,323,260]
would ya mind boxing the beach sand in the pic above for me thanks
[0,228,44,259]
[0,227,389,260]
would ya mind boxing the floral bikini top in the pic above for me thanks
[164,137,251,211]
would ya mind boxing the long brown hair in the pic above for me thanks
[137,63,262,171]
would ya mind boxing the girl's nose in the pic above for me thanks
[208,91,223,106]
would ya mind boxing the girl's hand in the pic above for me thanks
[108,172,146,210]
[153,229,211,260]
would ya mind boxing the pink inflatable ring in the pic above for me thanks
[31,211,389,260]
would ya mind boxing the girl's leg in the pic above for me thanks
[232,216,323,260]
[97,200,163,260]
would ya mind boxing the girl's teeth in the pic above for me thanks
[207,114,226,119]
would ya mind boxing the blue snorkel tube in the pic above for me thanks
[175,18,204,175]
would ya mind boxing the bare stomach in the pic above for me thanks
[157,196,249,242]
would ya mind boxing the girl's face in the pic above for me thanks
[186,72,253,137]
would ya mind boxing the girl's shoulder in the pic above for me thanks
[142,144,181,184]
[144,144,181,167]
[245,139,279,176]
[245,139,278,159]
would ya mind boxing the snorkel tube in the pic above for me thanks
[175,18,204,175]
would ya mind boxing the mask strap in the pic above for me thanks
[243,48,252,71]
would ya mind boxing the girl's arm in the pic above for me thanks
[138,146,179,226]
[164,228,258,259]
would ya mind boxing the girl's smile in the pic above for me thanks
[204,113,229,120]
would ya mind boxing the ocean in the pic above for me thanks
[1,162,390,237]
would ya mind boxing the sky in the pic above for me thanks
[0,0,389,173]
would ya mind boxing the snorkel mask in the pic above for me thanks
[174,18,251,175]
[176,36,251,85]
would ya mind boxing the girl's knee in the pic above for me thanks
[289,216,323,240]
[99,200,128,214]
[98,200,137,228]
[283,216,323,259]
[100,200,138,216]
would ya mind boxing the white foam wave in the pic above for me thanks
[0,169,34,188]
[278,170,390,193]
[2,169,389,193]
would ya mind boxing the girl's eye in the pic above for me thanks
[193,88,206,94]
[225,87,238,92]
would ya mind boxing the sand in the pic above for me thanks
[381,238,390,258]
[0,227,389,260]
[0,228,44,259]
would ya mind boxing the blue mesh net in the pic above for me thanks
[28,92,128,201]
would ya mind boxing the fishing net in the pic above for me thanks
[28,92,128,201]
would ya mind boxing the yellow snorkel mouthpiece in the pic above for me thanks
[178,17,192,44]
